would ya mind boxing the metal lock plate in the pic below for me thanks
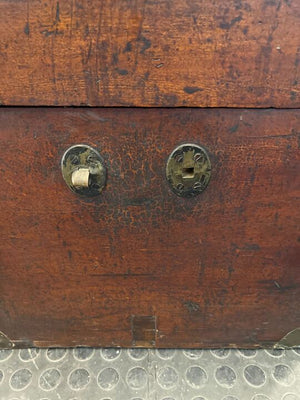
[166,143,211,197]
[61,144,106,196]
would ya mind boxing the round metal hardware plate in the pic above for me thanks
[61,144,106,196]
[166,143,211,197]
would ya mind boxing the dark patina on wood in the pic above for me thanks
[0,108,299,348]
[0,0,299,107]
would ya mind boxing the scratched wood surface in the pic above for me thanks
[0,0,299,107]
[0,108,299,348]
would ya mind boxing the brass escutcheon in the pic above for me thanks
[61,144,106,197]
[166,143,211,197]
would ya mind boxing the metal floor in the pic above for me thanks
[0,348,299,400]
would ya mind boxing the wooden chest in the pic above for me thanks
[0,0,299,349]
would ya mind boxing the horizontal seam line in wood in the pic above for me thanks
[0,106,299,110]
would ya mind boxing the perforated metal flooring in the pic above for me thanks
[0,348,299,400]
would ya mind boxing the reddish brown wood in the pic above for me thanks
[0,108,299,348]
[0,0,299,107]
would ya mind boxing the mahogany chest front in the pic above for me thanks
[0,0,299,349]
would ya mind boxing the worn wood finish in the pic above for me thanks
[0,108,299,348]
[0,0,299,107]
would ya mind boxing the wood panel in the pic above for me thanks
[0,0,299,107]
[0,108,299,348]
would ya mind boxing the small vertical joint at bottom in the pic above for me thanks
[131,315,157,347]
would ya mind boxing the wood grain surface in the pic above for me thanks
[0,108,299,348]
[0,0,299,107]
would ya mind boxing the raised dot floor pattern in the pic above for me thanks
[0,348,299,399]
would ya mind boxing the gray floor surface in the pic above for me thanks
[0,348,299,400]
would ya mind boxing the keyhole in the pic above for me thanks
[182,167,195,179]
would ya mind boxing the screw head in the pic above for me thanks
[70,154,80,165]
[193,181,203,190]
[176,183,184,191]
[87,153,98,163]
[175,153,183,162]
[194,153,203,163]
